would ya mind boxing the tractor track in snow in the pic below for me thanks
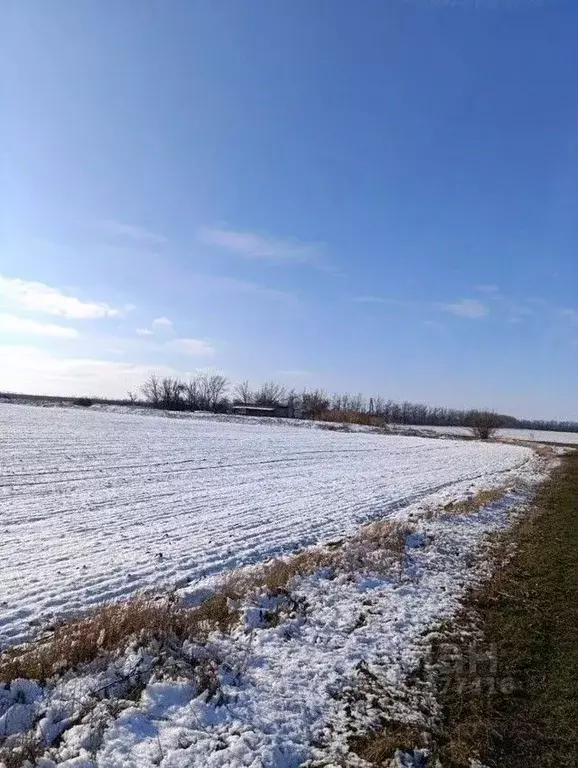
[0,404,531,647]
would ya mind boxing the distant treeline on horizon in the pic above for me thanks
[2,376,576,435]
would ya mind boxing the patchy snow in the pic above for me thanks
[0,679,43,738]
[0,453,550,767]
[0,404,554,766]
[1,405,532,648]
[388,423,578,445]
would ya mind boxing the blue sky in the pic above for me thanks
[2,0,577,419]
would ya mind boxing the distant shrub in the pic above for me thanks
[466,410,503,440]
[73,397,94,407]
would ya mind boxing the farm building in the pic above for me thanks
[231,404,302,419]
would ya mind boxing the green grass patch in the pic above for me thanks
[434,450,578,767]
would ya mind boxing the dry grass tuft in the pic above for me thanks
[341,521,408,576]
[188,592,239,634]
[350,722,425,764]
[0,594,239,684]
[220,521,408,602]
[350,520,407,553]
[440,486,509,516]
[221,548,337,599]
[532,444,557,459]
[498,439,560,461]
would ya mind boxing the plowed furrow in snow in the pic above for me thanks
[0,405,530,646]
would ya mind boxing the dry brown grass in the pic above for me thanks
[498,439,559,461]
[0,522,409,688]
[227,522,408,596]
[315,410,388,428]
[350,722,425,764]
[342,521,408,577]
[220,547,336,600]
[0,553,334,686]
[0,593,238,684]
[0,520,416,766]
[236,521,407,592]
[439,486,509,516]
[0,620,228,764]
[531,443,558,459]
[349,520,407,553]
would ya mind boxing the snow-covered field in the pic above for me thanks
[0,404,556,766]
[499,427,578,444]
[389,423,578,444]
[1,404,531,648]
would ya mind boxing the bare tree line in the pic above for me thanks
[140,373,229,412]
[135,373,577,435]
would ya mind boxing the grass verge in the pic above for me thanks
[348,450,577,767]
[431,449,578,767]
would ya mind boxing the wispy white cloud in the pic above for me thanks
[170,338,214,356]
[199,227,326,268]
[0,275,122,319]
[135,317,173,336]
[101,220,167,245]
[0,313,79,338]
[152,316,173,330]
[355,288,562,328]
[438,298,488,319]
[0,346,185,398]
[476,286,537,323]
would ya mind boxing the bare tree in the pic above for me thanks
[207,374,229,410]
[136,371,574,434]
[234,380,253,404]
[160,377,185,410]
[466,410,503,440]
[197,373,229,411]
[331,393,344,412]
[253,381,286,406]
[183,379,199,410]
[301,389,330,418]
[141,373,161,406]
